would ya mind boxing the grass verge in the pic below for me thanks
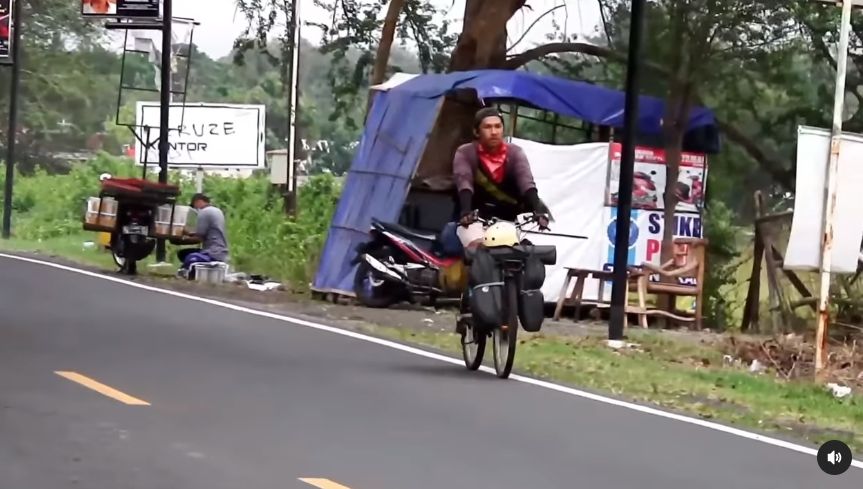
[0,232,182,274]
[356,323,863,452]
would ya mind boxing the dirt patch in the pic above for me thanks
[723,334,863,389]
[678,393,752,416]
[772,419,857,444]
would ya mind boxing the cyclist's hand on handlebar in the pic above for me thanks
[459,210,477,227]
[535,213,550,231]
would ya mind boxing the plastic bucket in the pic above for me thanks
[85,197,101,225]
[171,205,191,237]
[154,204,173,237]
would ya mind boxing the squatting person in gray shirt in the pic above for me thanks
[177,193,230,277]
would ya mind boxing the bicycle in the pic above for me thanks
[457,212,557,379]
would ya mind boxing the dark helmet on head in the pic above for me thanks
[473,107,504,130]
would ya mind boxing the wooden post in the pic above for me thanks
[742,225,764,332]
[509,104,519,138]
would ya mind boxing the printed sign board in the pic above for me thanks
[82,0,159,18]
[134,102,266,169]
[0,0,11,63]
[601,207,703,286]
[606,142,708,213]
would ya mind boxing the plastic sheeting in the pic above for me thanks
[311,90,443,294]
[392,70,720,150]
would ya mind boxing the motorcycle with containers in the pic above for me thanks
[83,176,199,275]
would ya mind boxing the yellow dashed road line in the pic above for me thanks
[55,371,150,406]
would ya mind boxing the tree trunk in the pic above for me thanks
[448,0,525,71]
[366,0,405,116]
[414,0,525,180]
[658,80,694,324]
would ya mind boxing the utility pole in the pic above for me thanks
[813,0,861,375]
[608,0,646,343]
[2,0,22,239]
[155,0,173,262]
[103,1,174,261]
[285,0,301,215]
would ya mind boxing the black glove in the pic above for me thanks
[525,188,551,229]
[535,213,550,230]
[458,190,475,227]
[458,189,473,213]
[524,188,550,213]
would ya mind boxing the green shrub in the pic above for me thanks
[703,200,742,329]
[2,155,342,288]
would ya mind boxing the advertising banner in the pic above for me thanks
[82,0,159,18]
[0,0,12,63]
[135,102,266,169]
[601,207,703,287]
[606,142,708,213]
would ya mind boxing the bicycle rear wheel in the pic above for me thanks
[459,290,486,370]
[492,279,519,379]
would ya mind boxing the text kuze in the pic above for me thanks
[169,122,236,152]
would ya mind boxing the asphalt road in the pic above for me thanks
[1,255,861,489]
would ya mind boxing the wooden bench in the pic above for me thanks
[628,237,708,329]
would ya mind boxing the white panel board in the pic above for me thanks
[511,138,609,303]
[785,125,863,273]
[135,102,266,169]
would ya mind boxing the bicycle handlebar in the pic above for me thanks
[469,210,548,230]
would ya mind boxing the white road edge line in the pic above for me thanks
[3,252,860,470]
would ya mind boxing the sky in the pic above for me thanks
[170,0,603,61]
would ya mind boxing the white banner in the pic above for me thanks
[785,125,863,273]
[515,137,709,304]
[511,138,609,303]
[135,102,266,169]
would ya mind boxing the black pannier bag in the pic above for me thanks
[518,254,546,332]
[468,247,504,330]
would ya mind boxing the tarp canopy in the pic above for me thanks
[388,70,719,145]
[311,69,720,296]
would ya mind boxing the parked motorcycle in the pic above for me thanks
[84,175,185,275]
[110,201,157,275]
[351,219,467,308]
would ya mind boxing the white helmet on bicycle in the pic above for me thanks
[483,221,519,247]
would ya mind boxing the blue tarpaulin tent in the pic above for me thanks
[311,69,720,296]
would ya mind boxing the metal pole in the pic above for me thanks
[816,0,854,375]
[608,0,646,342]
[155,0,173,261]
[2,0,22,239]
[285,0,300,215]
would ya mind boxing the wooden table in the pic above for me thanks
[553,267,618,321]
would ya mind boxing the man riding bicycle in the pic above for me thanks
[452,107,551,335]
[452,107,551,249]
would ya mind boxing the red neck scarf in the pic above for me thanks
[477,142,507,184]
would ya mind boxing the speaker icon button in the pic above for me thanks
[817,440,853,475]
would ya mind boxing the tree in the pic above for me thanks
[0,0,113,170]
